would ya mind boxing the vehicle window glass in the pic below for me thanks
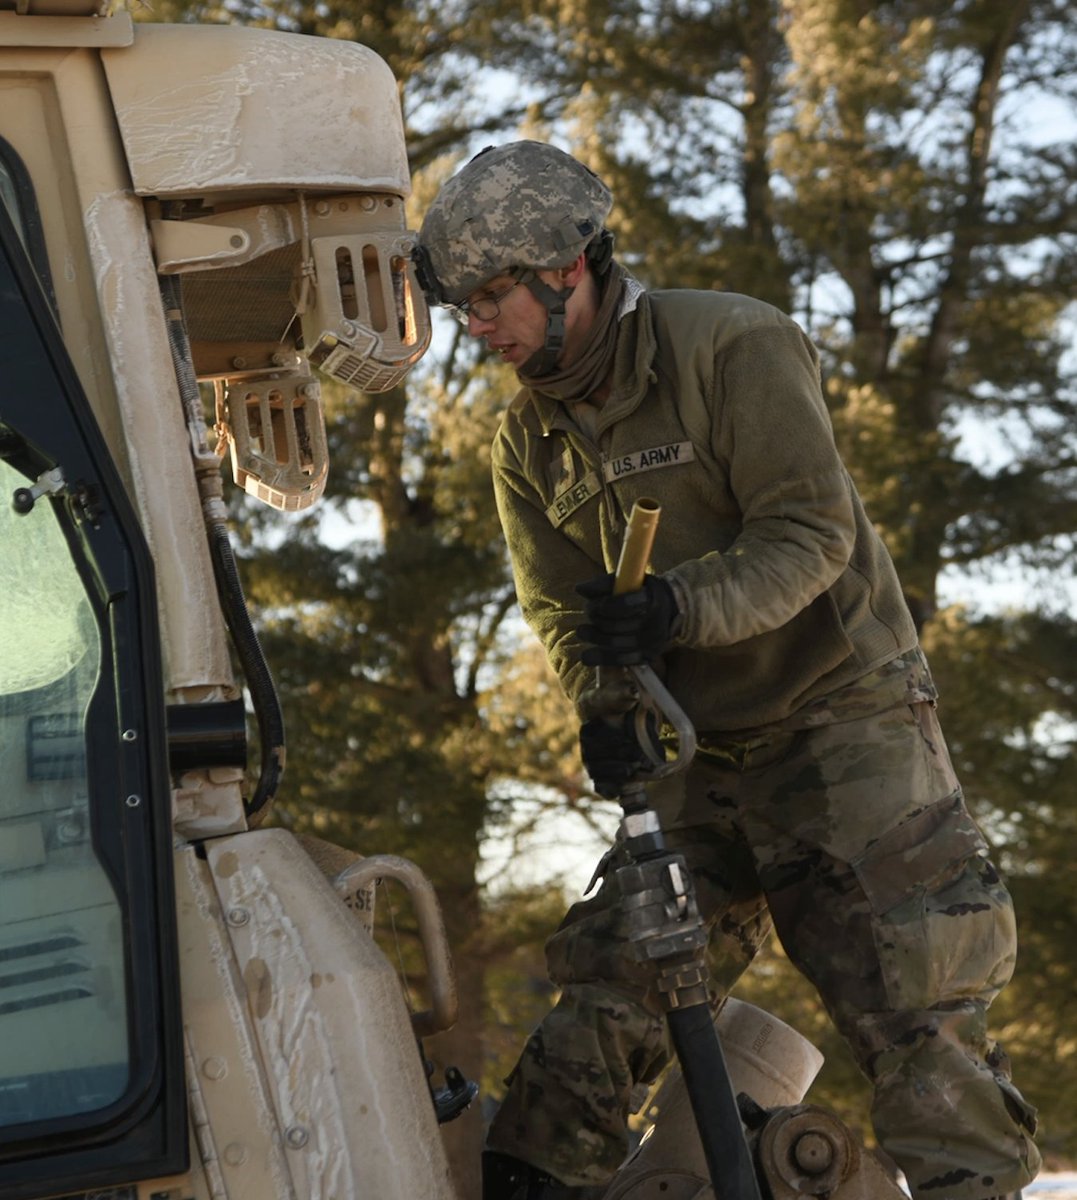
[0,159,25,243]
[0,458,129,1127]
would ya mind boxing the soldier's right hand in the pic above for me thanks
[576,572,680,667]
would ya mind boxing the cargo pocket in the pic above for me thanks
[851,794,1017,1011]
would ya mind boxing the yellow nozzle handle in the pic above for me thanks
[601,498,697,782]
[613,498,661,594]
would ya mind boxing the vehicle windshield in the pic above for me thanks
[0,459,129,1127]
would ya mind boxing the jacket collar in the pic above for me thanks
[520,275,655,437]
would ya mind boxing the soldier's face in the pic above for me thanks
[463,257,594,372]
[463,272,552,369]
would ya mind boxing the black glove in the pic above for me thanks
[576,573,679,667]
[580,709,665,799]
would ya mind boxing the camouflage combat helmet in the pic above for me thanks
[414,141,615,375]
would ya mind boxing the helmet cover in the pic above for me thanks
[417,141,613,305]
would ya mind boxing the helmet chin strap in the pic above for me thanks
[517,268,575,377]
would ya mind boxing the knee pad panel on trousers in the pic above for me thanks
[851,793,1017,1011]
[855,1005,1041,1200]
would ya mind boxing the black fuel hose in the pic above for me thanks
[205,516,285,822]
[667,1004,762,1200]
[160,274,284,823]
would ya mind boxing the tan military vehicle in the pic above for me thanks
[0,6,457,1198]
[0,6,920,1198]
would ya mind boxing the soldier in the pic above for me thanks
[415,141,1041,1200]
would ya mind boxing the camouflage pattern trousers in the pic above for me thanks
[487,700,1041,1199]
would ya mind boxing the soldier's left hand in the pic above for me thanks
[576,572,679,667]
[579,708,665,798]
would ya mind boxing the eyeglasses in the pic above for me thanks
[449,279,521,326]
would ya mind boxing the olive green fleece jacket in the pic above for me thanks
[491,287,918,732]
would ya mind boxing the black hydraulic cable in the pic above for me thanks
[667,1004,761,1200]
[204,518,285,821]
[159,274,284,822]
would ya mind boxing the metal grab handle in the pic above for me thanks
[629,662,696,778]
[334,854,458,1038]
